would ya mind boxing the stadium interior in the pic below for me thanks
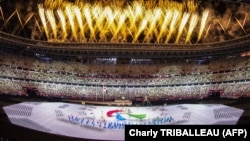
[0,0,250,141]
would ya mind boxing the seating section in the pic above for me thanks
[0,52,250,100]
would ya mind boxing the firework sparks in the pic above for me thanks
[176,12,190,44]
[46,9,57,39]
[185,13,198,44]
[236,13,248,33]
[197,10,210,43]
[37,0,211,44]
[57,9,67,40]
[38,4,49,40]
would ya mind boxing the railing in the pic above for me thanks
[1,31,250,51]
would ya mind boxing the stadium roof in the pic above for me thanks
[0,0,250,58]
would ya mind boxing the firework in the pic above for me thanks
[36,0,210,44]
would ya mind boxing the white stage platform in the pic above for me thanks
[3,102,244,141]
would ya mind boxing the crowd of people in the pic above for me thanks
[0,52,250,101]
